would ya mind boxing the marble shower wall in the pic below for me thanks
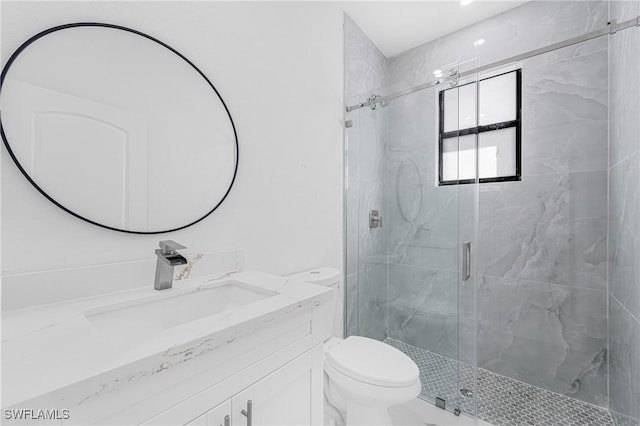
[385,0,609,408]
[387,1,608,93]
[344,15,388,340]
[476,36,610,407]
[384,85,470,362]
[609,1,640,423]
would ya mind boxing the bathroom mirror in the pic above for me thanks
[0,23,238,233]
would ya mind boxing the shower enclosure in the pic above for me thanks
[344,2,639,424]
[346,61,481,416]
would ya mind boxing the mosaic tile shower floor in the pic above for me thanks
[385,338,617,426]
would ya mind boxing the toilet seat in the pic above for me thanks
[325,336,419,388]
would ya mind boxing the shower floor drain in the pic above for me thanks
[459,388,474,398]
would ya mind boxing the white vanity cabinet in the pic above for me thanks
[187,400,231,426]
[3,271,332,426]
[242,345,318,426]
[157,345,323,426]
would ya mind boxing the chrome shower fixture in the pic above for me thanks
[368,94,383,110]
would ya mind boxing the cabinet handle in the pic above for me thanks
[222,414,230,426]
[241,400,252,426]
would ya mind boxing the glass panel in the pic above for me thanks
[458,83,477,130]
[444,83,477,132]
[344,94,360,338]
[442,134,476,181]
[444,88,459,133]
[478,127,517,178]
[382,77,463,414]
[347,65,480,418]
[479,71,516,125]
[474,37,607,426]
[355,93,387,343]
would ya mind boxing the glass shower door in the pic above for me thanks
[383,61,478,415]
[344,90,389,341]
[442,64,480,417]
[344,63,479,416]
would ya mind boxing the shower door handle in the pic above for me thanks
[462,242,471,281]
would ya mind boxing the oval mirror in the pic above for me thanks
[0,23,238,234]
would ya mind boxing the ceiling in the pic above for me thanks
[342,1,526,57]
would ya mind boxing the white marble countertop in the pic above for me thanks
[1,269,333,409]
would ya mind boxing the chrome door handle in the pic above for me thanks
[222,414,230,426]
[241,400,252,426]
[462,242,471,281]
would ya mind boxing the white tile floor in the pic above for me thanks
[390,397,494,426]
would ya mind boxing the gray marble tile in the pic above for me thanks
[345,99,360,180]
[609,152,640,320]
[385,88,436,155]
[344,15,387,99]
[478,172,607,290]
[609,295,640,420]
[358,264,387,341]
[610,0,640,23]
[387,1,608,93]
[475,1,608,69]
[357,104,387,183]
[384,88,441,269]
[609,12,640,424]
[457,184,477,246]
[612,411,640,426]
[385,150,432,189]
[477,275,608,407]
[345,177,359,275]
[358,180,387,270]
[610,26,640,167]
[348,2,620,416]
[522,37,608,175]
[522,28,608,69]
[345,272,358,337]
[344,15,389,341]
[387,29,480,95]
[387,33,474,95]
[386,181,459,272]
[387,264,459,360]
[458,277,476,366]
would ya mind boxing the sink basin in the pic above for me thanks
[84,281,275,338]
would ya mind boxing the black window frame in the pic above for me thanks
[438,69,522,186]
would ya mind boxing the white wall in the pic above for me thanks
[1,1,344,276]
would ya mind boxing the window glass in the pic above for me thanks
[439,69,520,185]
[443,88,459,133]
[478,127,517,178]
[442,134,476,182]
[458,83,476,130]
[479,72,517,125]
[443,83,477,132]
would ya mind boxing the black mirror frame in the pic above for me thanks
[0,22,239,234]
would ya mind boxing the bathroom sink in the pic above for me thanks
[84,281,275,338]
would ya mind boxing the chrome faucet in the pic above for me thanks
[154,240,188,290]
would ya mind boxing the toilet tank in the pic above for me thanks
[286,267,343,338]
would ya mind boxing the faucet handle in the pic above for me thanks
[159,240,186,254]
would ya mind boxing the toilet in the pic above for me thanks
[287,268,421,426]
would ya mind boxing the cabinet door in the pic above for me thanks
[187,399,231,426]
[252,349,314,426]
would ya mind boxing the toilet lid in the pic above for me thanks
[326,336,419,387]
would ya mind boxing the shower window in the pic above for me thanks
[438,69,522,185]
